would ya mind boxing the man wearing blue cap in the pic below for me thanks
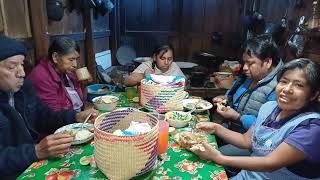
[0,36,97,179]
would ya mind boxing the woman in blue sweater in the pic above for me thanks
[195,58,320,179]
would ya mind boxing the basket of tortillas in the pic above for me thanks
[140,74,186,113]
[94,108,159,180]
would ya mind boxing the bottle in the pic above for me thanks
[287,16,306,57]
[307,1,320,30]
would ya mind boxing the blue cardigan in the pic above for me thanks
[0,80,76,179]
[227,79,276,130]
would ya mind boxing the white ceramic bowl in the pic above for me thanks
[92,95,119,111]
[165,111,192,128]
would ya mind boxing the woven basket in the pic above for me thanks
[94,108,159,180]
[140,79,185,113]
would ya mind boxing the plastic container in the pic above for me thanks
[125,86,138,100]
[86,84,116,102]
[158,120,169,154]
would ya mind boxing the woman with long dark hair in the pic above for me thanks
[195,58,320,179]
[124,44,184,87]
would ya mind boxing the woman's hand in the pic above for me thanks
[196,122,220,134]
[75,108,99,123]
[216,106,241,122]
[35,133,74,159]
[192,142,223,163]
[80,73,93,85]
[144,68,155,77]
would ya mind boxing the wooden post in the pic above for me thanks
[110,0,120,65]
[83,9,96,83]
[27,0,49,63]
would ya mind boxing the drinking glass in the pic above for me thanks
[157,120,169,154]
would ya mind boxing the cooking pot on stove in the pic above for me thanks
[189,66,208,87]
[193,52,224,72]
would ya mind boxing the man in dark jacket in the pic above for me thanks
[0,36,97,179]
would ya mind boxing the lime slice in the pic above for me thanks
[80,156,91,166]
[132,97,139,103]
[168,127,176,134]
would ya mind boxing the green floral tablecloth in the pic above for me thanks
[18,93,227,180]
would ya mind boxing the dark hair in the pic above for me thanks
[151,44,174,69]
[277,58,320,94]
[152,44,174,59]
[48,37,80,61]
[242,34,279,65]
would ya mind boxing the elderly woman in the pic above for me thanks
[28,37,89,112]
[195,58,320,179]
[124,44,184,87]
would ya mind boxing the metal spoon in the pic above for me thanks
[80,112,93,129]
[190,100,201,133]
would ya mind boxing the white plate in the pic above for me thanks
[54,123,94,145]
[183,99,213,113]
[133,57,152,63]
[116,46,136,65]
[175,62,198,69]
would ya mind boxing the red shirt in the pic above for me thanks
[27,59,85,111]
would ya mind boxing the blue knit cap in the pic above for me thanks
[0,36,27,61]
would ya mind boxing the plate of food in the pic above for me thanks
[54,123,94,145]
[174,131,209,152]
[183,99,213,113]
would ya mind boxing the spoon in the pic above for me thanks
[80,112,93,129]
[189,100,201,133]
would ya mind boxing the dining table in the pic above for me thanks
[17,92,228,180]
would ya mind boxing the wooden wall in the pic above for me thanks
[258,0,320,63]
[120,0,245,62]
[1,0,319,71]
[119,0,320,63]
[0,0,112,80]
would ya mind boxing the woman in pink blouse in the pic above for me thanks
[28,37,89,112]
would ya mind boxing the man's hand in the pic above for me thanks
[196,122,220,134]
[35,134,74,159]
[76,108,99,123]
[212,95,227,105]
[216,106,241,122]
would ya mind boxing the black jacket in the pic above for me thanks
[0,80,76,179]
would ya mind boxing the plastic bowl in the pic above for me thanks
[87,84,116,102]
[92,95,119,112]
[165,111,192,128]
